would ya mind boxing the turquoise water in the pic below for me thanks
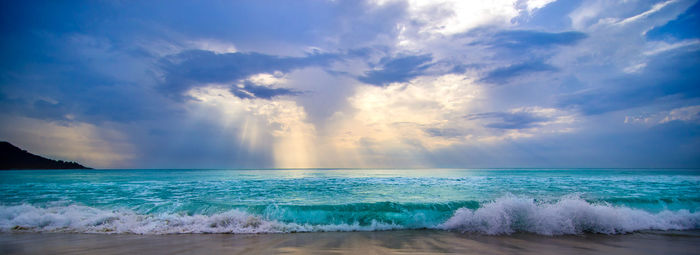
[1,169,699,235]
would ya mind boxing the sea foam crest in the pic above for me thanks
[440,195,700,235]
[0,204,401,234]
[2,196,699,235]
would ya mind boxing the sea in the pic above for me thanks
[0,169,698,235]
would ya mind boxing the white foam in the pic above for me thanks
[2,196,699,235]
[0,204,402,234]
[440,195,700,235]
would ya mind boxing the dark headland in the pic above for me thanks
[0,141,90,170]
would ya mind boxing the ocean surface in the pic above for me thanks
[0,169,699,235]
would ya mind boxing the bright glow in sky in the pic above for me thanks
[0,0,699,168]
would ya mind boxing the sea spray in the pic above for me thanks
[0,204,405,234]
[2,169,698,235]
[439,195,700,235]
[2,195,698,235]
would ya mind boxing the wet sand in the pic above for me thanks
[1,230,699,255]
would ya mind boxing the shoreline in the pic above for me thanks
[2,230,699,255]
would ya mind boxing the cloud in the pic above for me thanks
[616,0,677,26]
[423,127,467,138]
[186,86,317,168]
[466,111,549,129]
[480,60,557,84]
[186,39,238,54]
[159,50,339,97]
[486,30,588,50]
[375,0,553,36]
[660,105,700,123]
[558,44,700,115]
[231,81,301,100]
[2,0,700,168]
[357,54,433,86]
[514,0,583,30]
[426,119,700,168]
[467,30,586,84]
[325,73,482,166]
[646,1,700,41]
[0,114,135,168]
[465,107,575,132]
[624,105,700,125]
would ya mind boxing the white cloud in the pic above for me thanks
[623,62,647,73]
[660,105,700,123]
[246,72,287,86]
[643,39,700,56]
[617,0,677,26]
[549,0,697,85]
[624,106,700,125]
[569,0,606,30]
[331,74,481,148]
[187,39,238,54]
[526,0,557,13]
[624,114,655,124]
[317,73,577,166]
[570,0,694,31]
[371,0,557,51]
[408,0,520,35]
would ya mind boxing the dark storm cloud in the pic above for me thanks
[231,81,302,100]
[357,54,433,86]
[159,50,339,98]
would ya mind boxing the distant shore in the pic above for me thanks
[2,230,699,255]
[0,142,89,170]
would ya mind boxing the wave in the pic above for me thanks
[0,204,403,234]
[1,196,698,235]
[440,195,700,235]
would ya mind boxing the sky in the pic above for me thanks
[0,0,699,169]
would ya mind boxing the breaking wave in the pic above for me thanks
[1,196,698,235]
[439,195,700,235]
[0,204,402,234]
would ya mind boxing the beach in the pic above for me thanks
[2,230,700,255]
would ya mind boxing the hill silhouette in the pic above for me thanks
[0,141,90,169]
